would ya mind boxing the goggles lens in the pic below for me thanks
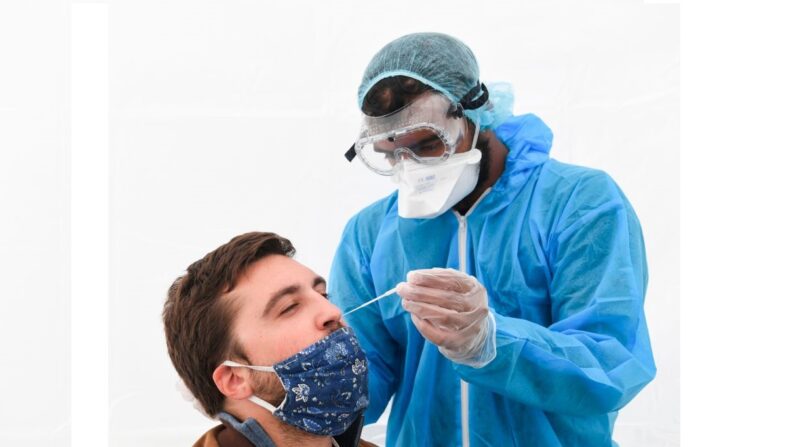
[354,93,466,175]
[356,126,462,174]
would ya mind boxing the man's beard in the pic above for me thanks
[250,373,325,443]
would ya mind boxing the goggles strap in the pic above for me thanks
[345,143,357,162]
[459,82,490,110]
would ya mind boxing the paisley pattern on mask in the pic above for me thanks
[271,326,369,436]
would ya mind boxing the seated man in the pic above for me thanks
[163,231,375,447]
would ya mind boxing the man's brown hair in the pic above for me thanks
[162,231,295,416]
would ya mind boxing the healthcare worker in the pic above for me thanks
[329,32,655,447]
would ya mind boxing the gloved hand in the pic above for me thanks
[397,268,497,368]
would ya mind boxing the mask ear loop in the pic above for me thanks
[222,360,288,414]
[249,395,281,413]
[222,360,275,372]
[470,119,481,152]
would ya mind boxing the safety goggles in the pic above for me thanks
[345,92,469,176]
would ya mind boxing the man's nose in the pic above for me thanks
[315,294,343,332]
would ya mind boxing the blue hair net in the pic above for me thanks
[357,32,514,130]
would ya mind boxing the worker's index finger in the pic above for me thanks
[397,283,470,311]
[407,268,470,291]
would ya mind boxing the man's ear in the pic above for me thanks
[212,363,253,401]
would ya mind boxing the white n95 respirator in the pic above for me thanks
[392,148,482,219]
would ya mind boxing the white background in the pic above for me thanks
[0,1,70,445]
[108,1,678,446]
[4,2,794,447]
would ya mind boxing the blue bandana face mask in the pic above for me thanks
[223,326,369,436]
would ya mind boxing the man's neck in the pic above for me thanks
[224,404,333,447]
[259,416,333,447]
[454,131,508,216]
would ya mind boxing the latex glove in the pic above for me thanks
[397,268,497,368]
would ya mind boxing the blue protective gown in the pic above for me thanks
[329,113,656,447]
